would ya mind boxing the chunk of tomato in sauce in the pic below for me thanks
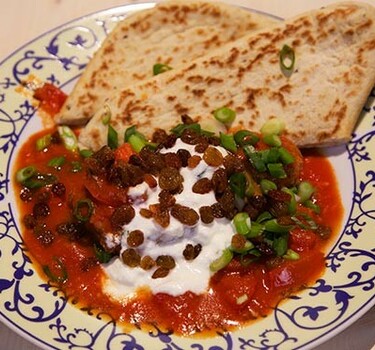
[33,83,67,116]
[289,228,319,252]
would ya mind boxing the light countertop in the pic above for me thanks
[0,1,374,349]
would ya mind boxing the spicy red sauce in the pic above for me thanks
[15,129,343,335]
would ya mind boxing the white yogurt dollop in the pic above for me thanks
[103,139,234,298]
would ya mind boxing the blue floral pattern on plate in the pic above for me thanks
[0,3,374,349]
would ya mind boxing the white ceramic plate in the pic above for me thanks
[0,3,374,349]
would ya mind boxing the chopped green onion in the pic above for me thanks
[42,257,68,284]
[36,134,52,151]
[297,181,315,203]
[124,125,146,142]
[79,149,94,158]
[263,134,282,147]
[283,248,300,260]
[267,163,287,178]
[71,161,82,173]
[74,198,94,222]
[304,199,321,214]
[16,166,37,183]
[153,63,172,75]
[279,44,295,72]
[101,104,111,125]
[57,126,78,152]
[246,149,267,172]
[261,147,280,164]
[260,179,277,194]
[94,244,112,263]
[282,187,297,214]
[47,156,65,169]
[229,173,246,198]
[22,173,56,189]
[128,134,147,153]
[247,221,264,238]
[209,248,233,272]
[260,118,285,136]
[220,133,237,153]
[279,147,295,165]
[107,124,118,150]
[234,130,259,146]
[256,211,273,223]
[213,107,236,124]
[264,219,294,233]
[233,212,251,235]
[231,240,254,254]
[273,235,288,256]
[244,172,256,197]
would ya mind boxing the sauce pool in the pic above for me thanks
[14,128,343,335]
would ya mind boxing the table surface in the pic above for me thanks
[0,0,374,349]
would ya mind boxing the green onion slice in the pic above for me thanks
[153,63,172,75]
[71,161,82,173]
[213,107,236,124]
[260,179,277,194]
[36,134,52,151]
[107,124,118,150]
[234,130,259,146]
[297,181,315,203]
[101,104,111,125]
[233,212,251,235]
[229,172,246,198]
[260,118,285,136]
[279,147,295,165]
[79,149,94,158]
[219,133,237,153]
[263,134,282,147]
[22,173,56,189]
[48,156,65,169]
[57,126,78,152]
[209,248,233,272]
[74,198,94,222]
[247,221,265,238]
[279,44,295,71]
[304,199,321,214]
[283,248,300,260]
[273,235,288,256]
[94,243,112,263]
[264,218,294,233]
[16,166,37,183]
[42,257,68,284]
[267,163,287,178]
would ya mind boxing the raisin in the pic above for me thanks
[267,190,291,218]
[139,148,166,174]
[140,255,156,270]
[223,154,245,174]
[203,146,223,167]
[149,204,170,228]
[152,129,168,144]
[140,208,153,218]
[152,267,170,279]
[211,202,225,218]
[52,182,66,197]
[158,167,183,192]
[144,174,157,188]
[195,142,209,153]
[177,149,191,167]
[217,188,236,219]
[183,244,202,260]
[211,168,228,195]
[164,152,182,169]
[23,214,36,229]
[181,128,200,145]
[208,136,221,146]
[199,206,214,224]
[171,204,199,226]
[187,155,201,168]
[127,230,144,247]
[20,187,32,202]
[243,203,260,220]
[33,202,50,218]
[161,134,177,149]
[315,225,332,240]
[121,248,141,267]
[192,178,212,194]
[231,234,247,250]
[56,222,85,241]
[158,190,176,209]
[156,255,176,269]
[119,163,145,187]
[111,204,135,229]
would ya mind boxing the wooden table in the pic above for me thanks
[0,0,374,349]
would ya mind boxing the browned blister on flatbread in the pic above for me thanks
[55,0,277,125]
[79,2,375,150]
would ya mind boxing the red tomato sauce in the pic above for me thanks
[14,129,343,336]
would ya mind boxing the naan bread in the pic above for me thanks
[56,0,277,125]
[79,2,375,150]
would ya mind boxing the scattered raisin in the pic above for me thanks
[161,134,177,149]
[187,155,201,168]
[315,225,332,240]
[140,208,153,218]
[171,204,199,226]
[156,255,176,269]
[199,206,214,224]
[158,190,176,209]
[183,244,202,260]
[111,204,135,229]
[33,202,50,218]
[211,168,228,195]
[140,255,156,270]
[152,129,168,144]
[52,182,66,197]
[192,178,212,194]
[143,174,157,188]
[149,204,170,228]
[177,149,191,167]
[231,234,247,250]
[223,154,245,174]
[203,146,223,167]
[195,142,209,153]
[20,187,32,202]
[158,167,183,192]
[152,267,170,279]
[121,248,141,267]
[211,202,225,218]
[164,152,182,169]
[23,214,36,229]
[181,128,200,145]
[127,230,144,247]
